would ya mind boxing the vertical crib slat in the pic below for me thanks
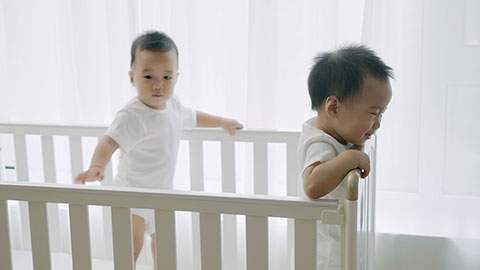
[246,215,268,269]
[220,141,238,269]
[13,134,31,250]
[189,140,204,268]
[69,204,92,269]
[294,219,316,269]
[41,135,57,183]
[69,136,83,178]
[286,142,297,197]
[111,207,134,269]
[286,141,297,269]
[189,140,204,191]
[200,212,221,270]
[13,134,29,182]
[253,143,268,195]
[0,200,12,270]
[221,141,235,192]
[155,210,176,270]
[28,201,52,270]
[41,135,63,253]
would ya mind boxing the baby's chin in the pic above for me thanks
[143,100,167,110]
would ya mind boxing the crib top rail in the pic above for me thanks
[0,181,337,220]
[0,123,299,143]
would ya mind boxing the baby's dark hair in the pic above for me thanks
[308,44,393,110]
[130,30,178,67]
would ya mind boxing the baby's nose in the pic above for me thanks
[373,118,381,129]
[153,81,164,90]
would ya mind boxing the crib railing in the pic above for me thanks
[0,182,339,270]
[0,124,300,192]
[0,123,375,270]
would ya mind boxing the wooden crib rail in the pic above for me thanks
[0,123,298,141]
[0,181,339,270]
[0,124,300,194]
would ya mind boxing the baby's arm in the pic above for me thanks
[74,135,119,184]
[196,111,243,135]
[302,150,370,199]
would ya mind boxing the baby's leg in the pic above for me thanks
[150,233,156,268]
[132,214,146,266]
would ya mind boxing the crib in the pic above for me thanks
[0,123,376,270]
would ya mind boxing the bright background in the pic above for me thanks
[1,0,480,269]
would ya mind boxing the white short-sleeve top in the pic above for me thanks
[296,117,353,200]
[105,95,196,189]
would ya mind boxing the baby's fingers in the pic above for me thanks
[74,173,86,184]
[228,122,244,135]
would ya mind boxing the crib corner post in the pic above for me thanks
[345,169,360,270]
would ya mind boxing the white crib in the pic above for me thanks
[0,123,376,270]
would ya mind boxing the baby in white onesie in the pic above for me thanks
[297,44,393,269]
[74,30,243,268]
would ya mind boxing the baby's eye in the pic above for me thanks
[370,112,378,116]
[163,75,172,80]
[143,75,153,79]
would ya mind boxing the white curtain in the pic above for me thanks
[1,0,479,265]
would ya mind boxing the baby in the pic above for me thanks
[297,44,393,269]
[74,30,243,267]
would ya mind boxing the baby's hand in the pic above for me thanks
[347,150,370,178]
[220,118,244,135]
[74,166,104,184]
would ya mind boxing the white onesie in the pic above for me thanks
[105,95,196,234]
[297,117,353,270]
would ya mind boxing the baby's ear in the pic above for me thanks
[128,70,135,85]
[325,96,340,118]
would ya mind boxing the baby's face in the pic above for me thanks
[335,75,392,145]
[129,49,179,110]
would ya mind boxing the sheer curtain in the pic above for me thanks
[1,0,479,266]
[0,0,366,128]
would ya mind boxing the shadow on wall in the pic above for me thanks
[375,233,480,270]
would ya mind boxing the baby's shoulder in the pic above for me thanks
[113,104,144,124]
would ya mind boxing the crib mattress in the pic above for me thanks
[11,250,151,270]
